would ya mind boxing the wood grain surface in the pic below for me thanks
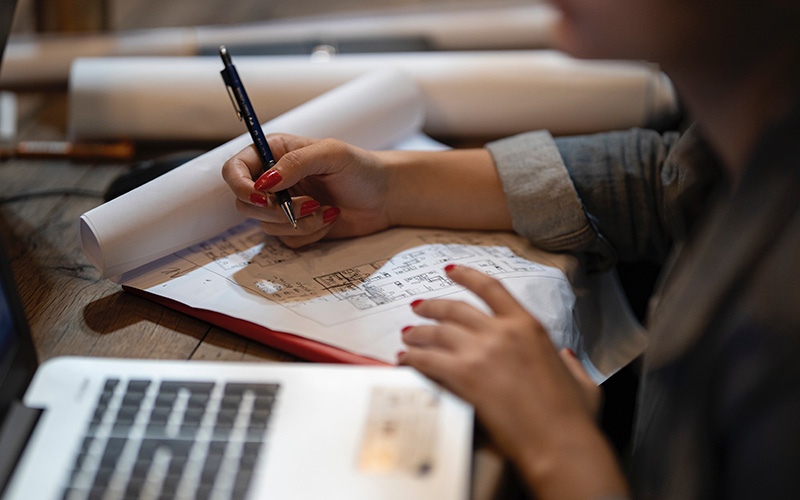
[0,92,298,364]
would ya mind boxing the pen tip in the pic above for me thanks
[280,201,299,230]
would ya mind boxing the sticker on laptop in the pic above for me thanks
[357,386,440,477]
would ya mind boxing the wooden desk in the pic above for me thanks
[2,88,518,499]
[0,91,511,499]
[0,92,296,364]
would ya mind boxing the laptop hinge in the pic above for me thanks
[0,401,43,492]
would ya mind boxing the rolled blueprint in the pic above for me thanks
[0,4,557,87]
[79,70,424,280]
[68,51,678,141]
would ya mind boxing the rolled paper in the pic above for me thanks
[79,70,424,280]
[68,51,678,141]
[1,4,558,86]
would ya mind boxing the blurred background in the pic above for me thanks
[11,0,536,33]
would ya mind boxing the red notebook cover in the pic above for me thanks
[124,286,389,366]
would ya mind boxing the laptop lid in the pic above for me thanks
[0,0,33,404]
[0,0,45,491]
[0,231,41,489]
[0,0,34,472]
[0,0,18,75]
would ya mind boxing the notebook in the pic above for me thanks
[0,4,473,496]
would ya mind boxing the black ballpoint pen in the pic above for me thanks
[219,45,298,229]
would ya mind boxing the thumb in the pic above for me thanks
[559,348,603,418]
[254,137,351,192]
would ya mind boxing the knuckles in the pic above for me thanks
[277,150,303,177]
[317,137,348,156]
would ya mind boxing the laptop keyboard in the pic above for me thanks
[61,378,280,500]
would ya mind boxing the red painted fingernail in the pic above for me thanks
[249,193,269,207]
[299,200,320,216]
[566,348,576,358]
[410,299,424,308]
[254,170,282,191]
[444,264,457,272]
[322,207,340,224]
[401,326,413,334]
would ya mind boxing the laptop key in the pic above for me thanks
[126,379,151,393]
[103,379,120,392]
[159,381,215,394]
[62,377,279,500]
[224,383,280,396]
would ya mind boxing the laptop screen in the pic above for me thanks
[0,0,30,424]
[0,0,17,69]
[0,233,37,425]
[0,270,16,369]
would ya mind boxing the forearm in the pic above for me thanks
[379,148,514,231]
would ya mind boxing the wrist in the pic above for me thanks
[376,148,513,230]
[376,150,412,227]
[514,417,629,500]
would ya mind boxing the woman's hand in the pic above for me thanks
[222,134,392,248]
[400,264,627,500]
[223,135,513,247]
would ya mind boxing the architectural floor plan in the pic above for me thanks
[123,222,579,364]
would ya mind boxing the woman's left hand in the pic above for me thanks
[399,264,626,500]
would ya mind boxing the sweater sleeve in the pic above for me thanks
[486,126,717,268]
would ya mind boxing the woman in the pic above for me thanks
[222,1,800,498]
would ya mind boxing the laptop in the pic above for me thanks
[0,4,473,498]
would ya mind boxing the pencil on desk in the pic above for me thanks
[0,140,135,161]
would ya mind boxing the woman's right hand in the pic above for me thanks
[222,134,393,248]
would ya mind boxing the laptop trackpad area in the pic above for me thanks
[358,386,439,477]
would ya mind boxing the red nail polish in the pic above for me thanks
[254,170,282,191]
[322,207,340,224]
[444,264,457,272]
[401,326,413,334]
[299,200,320,216]
[249,193,269,207]
[410,299,424,308]
[566,348,576,358]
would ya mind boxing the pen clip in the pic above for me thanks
[224,84,243,121]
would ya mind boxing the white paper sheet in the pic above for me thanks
[78,68,645,381]
[79,70,424,280]
[121,223,580,366]
[68,51,678,141]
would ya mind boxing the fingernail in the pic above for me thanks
[249,193,269,207]
[397,350,407,360]
[566,348,576,358]
[444,264,457,272]
[254,170,282,191]
[299,200,320,216]
[322,207,340,224]
[410,299,424,308]
[401,326,413,334]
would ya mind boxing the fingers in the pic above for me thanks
[398,349,460,388]
[559,348,603,417]
[444,265,528,317]
[410,298,493,331]
[222,134,338,200]
[401,323,466,351]
[253,137,355,193]
[263,133,318,158]
[274,224,335,249]
[222,144,266,202]
[235,195,322,223]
